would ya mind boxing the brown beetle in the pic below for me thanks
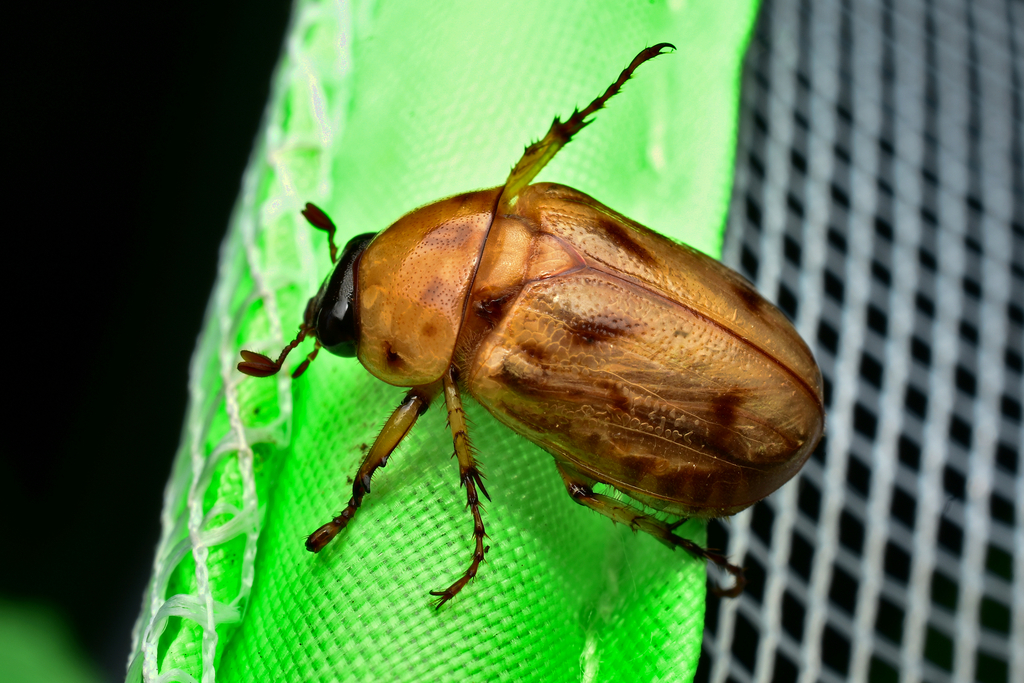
[239,44,824,606]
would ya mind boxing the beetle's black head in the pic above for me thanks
[236,202,375,379]
[309,232,375,357]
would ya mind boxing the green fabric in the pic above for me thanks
[127,1,760,681]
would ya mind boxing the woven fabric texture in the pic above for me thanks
[699,1,1022,682]
[126,1,762,681]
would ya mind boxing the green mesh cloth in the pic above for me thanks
[126,1,760,681]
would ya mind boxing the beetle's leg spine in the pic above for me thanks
[556,462,746,598]
[562,43,676,140]
[305,386,438,552]
[429,368,490,608]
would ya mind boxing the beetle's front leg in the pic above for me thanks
[305,384,439,552]
[555,463,746,598]
[429,367,491,608]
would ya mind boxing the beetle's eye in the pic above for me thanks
[316,232,375,357]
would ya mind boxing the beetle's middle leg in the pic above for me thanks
[429,367,490,608]
[305,384,438,552]
[555,462,746,598]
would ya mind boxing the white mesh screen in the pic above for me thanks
[699,1,1022,682]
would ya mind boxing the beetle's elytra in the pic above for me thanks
[239,44,825,606]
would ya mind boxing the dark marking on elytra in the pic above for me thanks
[548,304,631,346]
[567,317,627,345]
[589,377,630,414]
[611,387,633,416]
[474,287,519,327]
[594,216,656,266]
[731,277,766,316]
[710,391,745,431]
[617,453,653,482]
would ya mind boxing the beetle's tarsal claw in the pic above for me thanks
[429,588,456,610]
[710,563,747,598]
[691,545,746,598]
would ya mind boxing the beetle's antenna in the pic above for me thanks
[497,43,675,211]
[237,327,309,378]
[238,344,295,378]
[238,293,323,378]
[238,329,323,379]
[302,202,339,264]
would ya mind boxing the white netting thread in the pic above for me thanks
[125,2,352,681]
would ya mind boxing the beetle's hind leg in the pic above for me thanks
[555,463,746,598]
[305,385,438,552]
[497,43,675,209]
[429,368,491,608]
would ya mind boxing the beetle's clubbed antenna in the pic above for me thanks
[238,294,322,378]
[237,328,319,379]
[497,43,675,211]
[238,203,343,379]
[238,335,322,379]
[302,202,339,264]
[237,337,305,378]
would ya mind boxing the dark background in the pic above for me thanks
[4,1,292,679]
